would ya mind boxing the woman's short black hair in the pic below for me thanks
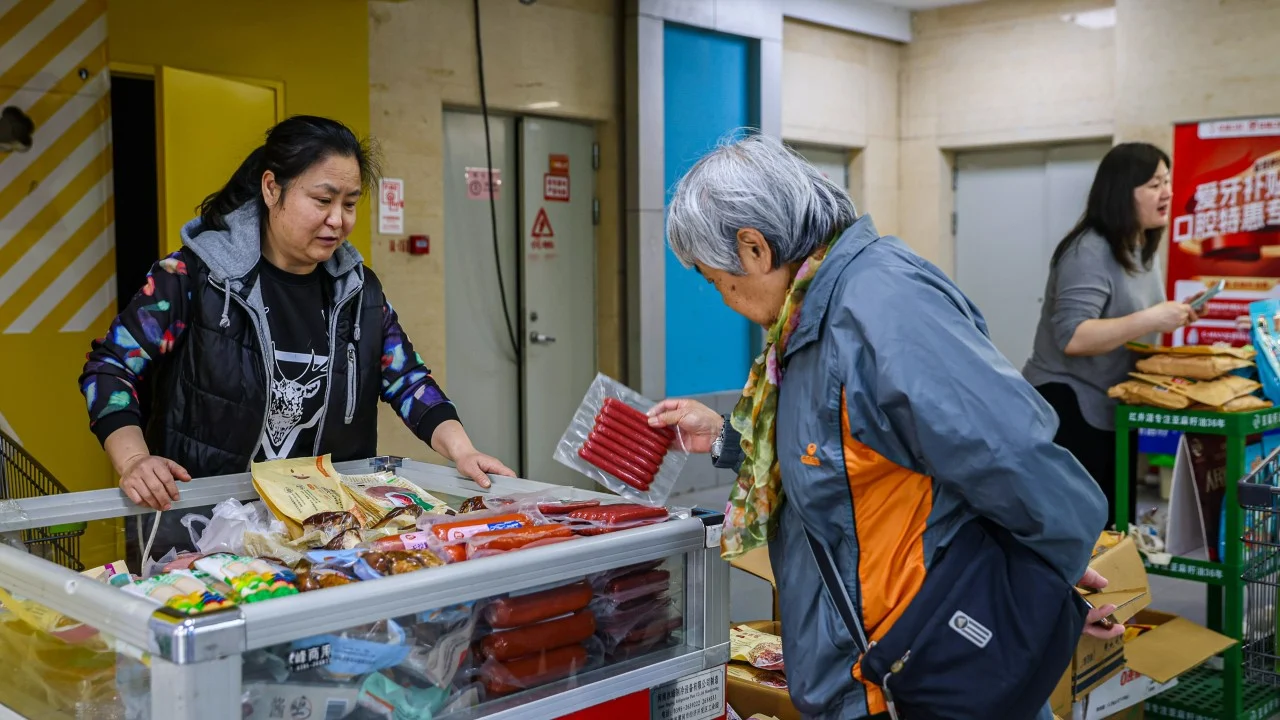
[198,115,381,231]
[1051,142,1171,274]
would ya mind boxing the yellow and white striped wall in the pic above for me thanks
[0,0,115,509]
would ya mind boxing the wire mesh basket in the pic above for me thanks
[1241,443,1280,687]
[0,429,85,571]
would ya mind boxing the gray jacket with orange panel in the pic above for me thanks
[720,215,1107,718]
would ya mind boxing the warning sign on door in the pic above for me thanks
[544,174,570,202]
[650,666,725,720]
[531,207,556,251]
[465,167,501,201]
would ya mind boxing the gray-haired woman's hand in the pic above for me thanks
[646,398,722,454]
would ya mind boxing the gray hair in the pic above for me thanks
[666,133,858,273]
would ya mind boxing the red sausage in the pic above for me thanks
[579,446,652,491]
[569,504,669,526]
[536,500,602,516]
[592,423,667,467]
[483,644,588,696]
[582,440,657,484]
[603,398,675,439]
[587,431,661,475]
[598,409,671,454]
[469,524,575,552]
[623,614,683,644]
[604,569,671,597]
[480,609,597,662]
[485,581,594,629]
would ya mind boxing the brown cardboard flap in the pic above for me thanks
[1081,590,1148,623]
[1125,616,1236,683]
[1080,536,1150,624]
[730,547,775,587]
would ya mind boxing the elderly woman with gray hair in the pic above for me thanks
[646,134,1120,720]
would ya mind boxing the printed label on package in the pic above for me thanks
[286,642,332,673]
[651,666,726,720]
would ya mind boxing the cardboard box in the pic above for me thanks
[1052,536,1235,718]
[727,552,800,720]
[730,546,780,621]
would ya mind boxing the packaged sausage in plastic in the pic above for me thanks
[476,638,601,697]
[416,504,549,563]
[587,559,665,594]
[483,580,594,630]
[465,523,577,560]
[478,609,597,662]
[594,567,672,605]
[596,604,683,653]
[553,503,671,536]
[553,373,690,505]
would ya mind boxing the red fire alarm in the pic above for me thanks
[408,234,430,255]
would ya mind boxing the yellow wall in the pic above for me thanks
[106,0,371,259]
[0,0,116,564]
[368,0,620,461]
[782,18,901,237]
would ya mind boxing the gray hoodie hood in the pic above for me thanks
[179,202,366,331]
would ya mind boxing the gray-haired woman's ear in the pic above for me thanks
[666,131,858,274]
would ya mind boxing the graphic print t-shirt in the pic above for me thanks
[255,260,331,462]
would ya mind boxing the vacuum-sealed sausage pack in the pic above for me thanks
[553,373,690,505]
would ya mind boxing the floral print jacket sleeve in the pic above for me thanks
[379,298,460,444]
[80,252,192,445]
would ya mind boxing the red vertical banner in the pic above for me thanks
[1167,116,1280,346]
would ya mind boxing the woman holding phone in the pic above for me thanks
[1024,142,1195,525]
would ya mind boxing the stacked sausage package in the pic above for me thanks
[589,560,683,661]
[554,373,691,505]
[474,580,600,696]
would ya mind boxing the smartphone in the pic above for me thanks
[1190,279,1226,311]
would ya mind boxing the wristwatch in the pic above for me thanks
[710,415,727,463]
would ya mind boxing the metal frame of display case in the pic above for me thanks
[0,457,731,720]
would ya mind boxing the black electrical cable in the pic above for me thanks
[473,0,520,359]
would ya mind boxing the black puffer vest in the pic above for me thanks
[146,205,385,477]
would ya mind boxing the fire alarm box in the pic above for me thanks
[408,235,429,255]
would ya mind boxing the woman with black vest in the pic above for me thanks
[80,116,513,555]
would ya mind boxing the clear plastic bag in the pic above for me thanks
[553,373,690,505]
[589,561,672,604]
[180,498,284,556]
[393,602,479,690]
[474,635,603,698]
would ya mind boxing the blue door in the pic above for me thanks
[663,23,758,397]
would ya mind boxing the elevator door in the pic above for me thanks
[443,112,596,483]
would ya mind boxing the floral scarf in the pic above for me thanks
[721,233,840,560]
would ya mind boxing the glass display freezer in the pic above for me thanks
[0,457,731,720]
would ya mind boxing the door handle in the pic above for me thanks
[529,331,556,345]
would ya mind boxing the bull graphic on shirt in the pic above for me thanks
[262,350,328,459]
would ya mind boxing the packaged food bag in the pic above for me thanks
[1129,372,1261,408]
[339,470,452,529]
[554,373,690,505]
[1135,353,1254,380]
[252,455,356,538]
[1107,380,1191,410]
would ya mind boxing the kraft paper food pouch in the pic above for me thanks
[194,554,297,603]
[1195,394,1272,412]
[122,572,235,615]
[1129,372,1261,408]
[339,471,452,529]
[252,455,355,538]
[1107,380,1191,410]
[1135,353,1254,380]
